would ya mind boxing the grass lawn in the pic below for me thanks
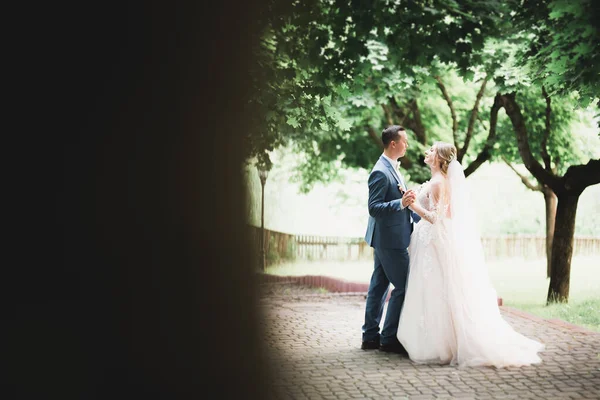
[507,299,600,332]
[266,255,600,331]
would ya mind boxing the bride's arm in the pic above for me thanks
[408,181,442,224]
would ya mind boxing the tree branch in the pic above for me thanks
[435,75,459,151]
[464,94,501,177]
[389,96,408,124]
[497,93,561,191]
[477,115,487,131]
[366,125,383,149]
[398,155,413,169]
[563,158,600,194]
[541,86,553,171]
[408,98,427,145]
[502,156,542,191]
[460,74,489,162]
[389,97,427,145]
[381,104,394,126]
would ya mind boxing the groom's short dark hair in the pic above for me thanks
[382,125,405,148]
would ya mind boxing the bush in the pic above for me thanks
[285,239,297,261]
[267,234,280,265]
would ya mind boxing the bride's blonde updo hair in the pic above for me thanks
[434,142,457,174]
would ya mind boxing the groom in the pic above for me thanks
[362,125,420,354]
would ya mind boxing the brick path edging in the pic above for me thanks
[261,273,370,293]
[260,273,503,306]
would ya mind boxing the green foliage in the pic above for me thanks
[264,232,298,264]
[246,0,511,169]
[514,0,600,107]
[267,233,280,265]
[286,240,297,261]
[296,63,503,189]
[246,0,599,191]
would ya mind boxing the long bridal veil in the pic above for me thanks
[444,160,544,367]
[446,159,495,300]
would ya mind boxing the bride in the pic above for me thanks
[397,142,545,368]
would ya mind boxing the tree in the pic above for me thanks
[498,0,600,302]
[245,0,600,306]
[501,159,558,279]
[246,0,510,169]
[496,91,600,303]
[294,59,506,190]
[493,87,597,278]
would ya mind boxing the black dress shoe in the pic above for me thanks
[361,337,380,350]
[379,341,409,355]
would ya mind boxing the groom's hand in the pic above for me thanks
[401,190,416,208]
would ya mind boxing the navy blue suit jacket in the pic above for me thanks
[364,156,421,249]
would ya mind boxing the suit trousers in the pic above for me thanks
[362,247,410,345]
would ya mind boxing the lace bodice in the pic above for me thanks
[413,180,450,225]
[416,181,434,211]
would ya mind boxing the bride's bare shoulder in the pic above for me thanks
[429,176,445,188]
[427,176,449,198]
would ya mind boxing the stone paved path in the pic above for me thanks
[259,282,600,400]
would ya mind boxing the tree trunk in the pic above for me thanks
[542,186,557,278]
[366,126,384,149]
[408,99,427,145]
[547,192,579,303]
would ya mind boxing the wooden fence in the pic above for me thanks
[481,235,600,259]
[248,225,600,266]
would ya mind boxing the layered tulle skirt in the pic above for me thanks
[397,219,545,368]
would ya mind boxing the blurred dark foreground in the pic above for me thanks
[6,1,274,398]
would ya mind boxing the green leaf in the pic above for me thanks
[548,10,564,20]
[336,117,352,131]
[286,116,300,129]
[337,84,351,99]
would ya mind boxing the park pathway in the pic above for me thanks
[259,282,600,400]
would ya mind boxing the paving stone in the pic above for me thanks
[260,282,600,400]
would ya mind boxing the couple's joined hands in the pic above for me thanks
[401,189,417,208]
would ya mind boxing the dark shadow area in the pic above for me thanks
[8,1,274,398]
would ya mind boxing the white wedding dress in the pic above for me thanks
[397,160,544,368]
